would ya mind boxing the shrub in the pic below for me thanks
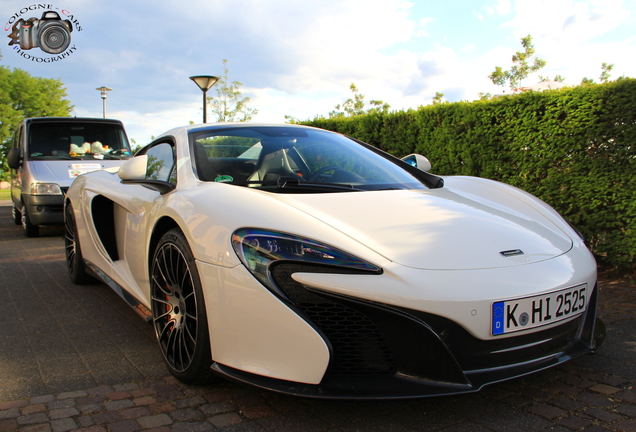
[303,79,636,272]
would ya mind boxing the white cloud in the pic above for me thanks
[491,0,635,84]
[483,0,513,16]
[416,17,435,37]
[501,0,630,42]
[3,0,635,142]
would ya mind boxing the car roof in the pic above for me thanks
[24,117,125,124]
[155,122,323,140]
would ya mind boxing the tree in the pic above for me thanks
[581,62,615,85]
[328,83,390,118]
[489,34,547,90]
[599,62,614,83]
[539,74,566,82]
[0,55,73,180]
[432,92,444,104]
[285,83,389,123]
[207,59,258,122]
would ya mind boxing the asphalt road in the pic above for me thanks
[0,201,635,432]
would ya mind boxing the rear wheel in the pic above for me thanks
[21,203,39,237]
[150,229,216,383]
[64,204,93,284]
[12,203,21,225]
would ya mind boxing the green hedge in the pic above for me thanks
[304,79,636,272]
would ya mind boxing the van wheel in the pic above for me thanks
[12,204,21,225]
[21,203,40,237]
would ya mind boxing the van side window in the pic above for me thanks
[15,125,24,157]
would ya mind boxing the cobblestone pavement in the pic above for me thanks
[1,202,635,431]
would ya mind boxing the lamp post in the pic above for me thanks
[96,86,112,118]
[189,75,220,123]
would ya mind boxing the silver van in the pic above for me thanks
[7,117,133,237]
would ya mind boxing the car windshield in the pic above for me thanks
[189,126,427,192]
[27,122,132,161]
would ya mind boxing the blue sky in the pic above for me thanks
[2,0,636,144]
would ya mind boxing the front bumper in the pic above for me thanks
[22,193,65,225]
[212,269,603,399]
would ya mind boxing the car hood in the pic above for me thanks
[27,160,125,187]
[278,187,573,270]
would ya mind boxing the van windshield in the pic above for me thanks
[27,122,132,161]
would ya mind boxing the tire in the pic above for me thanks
[150,228,216,383]
[21,203,39,237]
[64,204,93,284]
[12,203,21,225]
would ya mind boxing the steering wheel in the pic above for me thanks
[308,166,342,182]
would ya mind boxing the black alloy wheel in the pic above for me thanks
[64,204,93,284]
[150,229,215,383]
[21,203,39,237]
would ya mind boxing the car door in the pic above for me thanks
[109,140,177,304]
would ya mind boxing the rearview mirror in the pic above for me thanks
[401,154,432,172]
[7,148,20,169]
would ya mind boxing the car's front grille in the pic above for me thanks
[271,262,597,384]
[272,263,397,376]
[400,287,597,372]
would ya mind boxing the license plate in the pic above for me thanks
[492,284,587,335]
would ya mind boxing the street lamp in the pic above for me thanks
[96,86,112,118]
[189,75,220,123]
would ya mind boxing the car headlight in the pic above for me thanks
[30,183,63,195]
[232,228,380,295]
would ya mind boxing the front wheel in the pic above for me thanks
[150,229,216,383]
[21,203,39,237]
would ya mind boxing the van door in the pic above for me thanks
[9,123,25,225]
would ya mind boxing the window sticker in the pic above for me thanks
[215,175,233,183]
[69,163,102,178]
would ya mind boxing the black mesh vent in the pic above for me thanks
[403,303,588,372]
[272,263,396,376]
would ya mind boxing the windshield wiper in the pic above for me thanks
[32,154,83,160]
[229,177,363,192]
[276,176,362,191]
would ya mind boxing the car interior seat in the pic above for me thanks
[194,142,217,181]
[248,147,299,182]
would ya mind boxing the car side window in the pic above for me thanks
[144,142,175,184]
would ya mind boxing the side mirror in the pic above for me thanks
[7,148,20,169]
[401,154,432,172]
[118,155,148,181]
[118,154,175,194]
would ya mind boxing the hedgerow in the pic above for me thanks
[303,79,636,272]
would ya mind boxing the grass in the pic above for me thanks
[0,189,11,201]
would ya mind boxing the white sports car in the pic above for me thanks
[64,123,604,398]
